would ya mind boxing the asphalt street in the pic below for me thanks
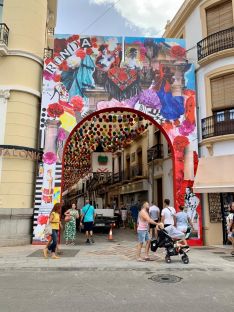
[0,268,233,312]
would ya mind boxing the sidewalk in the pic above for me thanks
[0,230,233,271]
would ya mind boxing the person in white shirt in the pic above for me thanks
[161,199,188,250]
[161,199,176,227]
[149,203,160,238]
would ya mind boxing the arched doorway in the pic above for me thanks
[32,35,202,246]
[61,107,174,207]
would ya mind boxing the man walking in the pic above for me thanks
[149,202,160,238]
[161,199,176,227]
[81,199,96,244]
[136,202,158,262]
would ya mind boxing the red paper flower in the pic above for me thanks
[37,215,49,225]
[86,48,93,55]
[70,96,84,112]
[173,136,189,152]
[162,121,173,132]
[47,103,64,118]
[58,60,69,71]
[170,45,186,59]
[53,73,61,82]
[76,49,86,59]
[67,35,80,43]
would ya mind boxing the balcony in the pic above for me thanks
[0,23,9,55]
[197,27,234,61]
[147,144,164,163]
[130,163,143,179]
[201,109,234,139]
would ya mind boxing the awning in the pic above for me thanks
[193,155,234,193]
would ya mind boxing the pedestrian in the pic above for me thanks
[149,202,160,238]
[64,203,80,245]
[120,204,128,229]
[227,202,234,256]
[136,201,158,262]
[80,199,96,244]
[130,202,140,233]
[176,205,194,233]
[161,199,176,227]
[43,203,63,259]
[162,199,189,249]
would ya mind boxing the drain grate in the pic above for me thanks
[149,274,182,283]
[220,256,234,262]
[212,252,226,254]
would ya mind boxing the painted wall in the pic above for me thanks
[32,34,201,245]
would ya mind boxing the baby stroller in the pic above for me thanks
[151,227,190,264]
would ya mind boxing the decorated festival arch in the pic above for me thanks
[33,35,202,245]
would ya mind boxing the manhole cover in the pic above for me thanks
[149,274,182,283]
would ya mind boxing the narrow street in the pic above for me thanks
[0,268,233,312]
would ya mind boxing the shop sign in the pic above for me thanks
[0,147,42,161]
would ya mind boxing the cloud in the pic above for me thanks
[90,0,184,35]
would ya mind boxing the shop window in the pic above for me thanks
[208,193,222,222]
[211,73,234,111]
[206,0,233,36]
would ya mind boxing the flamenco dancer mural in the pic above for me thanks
[33,35,202,245]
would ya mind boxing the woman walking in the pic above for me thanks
[64,203,79,245]
[43,203,62,259]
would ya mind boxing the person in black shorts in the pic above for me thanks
[80,199,96,244]
[149,202,160,238]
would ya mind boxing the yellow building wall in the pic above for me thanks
[0,57,42,90]
[5,91,39,148]
[0,158,36,209]
[3,0,47,57]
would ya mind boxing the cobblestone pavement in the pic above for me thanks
[0,229,233,271]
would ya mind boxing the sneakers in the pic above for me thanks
[86,239,90,244]
[90,237,95,244]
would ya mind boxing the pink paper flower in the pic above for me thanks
[179,120,195,136]
[43,152,57,165]
[57,128,67,141]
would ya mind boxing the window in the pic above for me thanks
[0,0,3,23]
[211,73,234,110]
[206,0,233,36]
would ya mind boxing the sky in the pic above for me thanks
[56,0,185,37]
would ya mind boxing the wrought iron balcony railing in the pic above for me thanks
[201,108,234,139]
[147,144,164,162]
[197,27,234,61]
[130,163,143,178]
[0,23,9,46]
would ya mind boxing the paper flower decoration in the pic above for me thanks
[43,152,57,164]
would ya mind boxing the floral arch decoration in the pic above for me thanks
[33,35,202,246]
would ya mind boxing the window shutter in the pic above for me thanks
[211,73,234,110]
[206,0,233,36]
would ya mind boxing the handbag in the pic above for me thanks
[44,219,52,236]
[65,214,71,222]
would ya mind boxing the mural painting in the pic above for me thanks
[33,35,202,245]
